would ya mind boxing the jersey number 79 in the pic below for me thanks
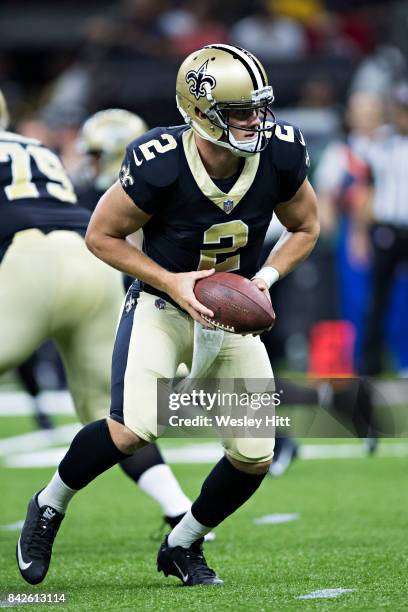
[0,140,76,203]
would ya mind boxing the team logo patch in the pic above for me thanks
[125,296,136,314]
[186,61,216,100]
[155,298,166,310]
[120,163,134,187]
[223,199,234,213]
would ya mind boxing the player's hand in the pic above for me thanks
[164,269,216,326]
[251,277,271,303]
[249,278,272,336]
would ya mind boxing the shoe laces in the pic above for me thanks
[184,542,217,580]
[28,512,60,559]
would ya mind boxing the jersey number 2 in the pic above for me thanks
[199,220,249,272]
[0,142,76,203]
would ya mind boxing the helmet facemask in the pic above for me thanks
[206,88,276,157]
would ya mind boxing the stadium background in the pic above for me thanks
[2,0,408,373]
[1,1,408,609]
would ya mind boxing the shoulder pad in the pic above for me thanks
[126,125,187,188]
[268,120,307,170]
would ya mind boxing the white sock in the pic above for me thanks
[37,470,77,514]
[167,510,211,548]
[138,464,191,517]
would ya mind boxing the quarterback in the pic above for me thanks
[18,44,319,586]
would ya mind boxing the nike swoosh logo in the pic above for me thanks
[132,150,143,167]
[173,561,189,583]
[17,537,32,570]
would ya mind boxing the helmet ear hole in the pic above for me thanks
[195,108,207,119]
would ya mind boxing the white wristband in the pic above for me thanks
[252,266,280,289]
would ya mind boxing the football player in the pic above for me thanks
[76,108,148,211]
[0,93,121,422]
[76,107,209,534]
[18,44,319,586]
[76,108,145,288]
[0,96,201,549]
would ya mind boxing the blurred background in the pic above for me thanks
[2,6,408,599]
[1,0,408,397]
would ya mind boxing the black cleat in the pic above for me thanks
[16,493,63,584]
[157,536,223,586]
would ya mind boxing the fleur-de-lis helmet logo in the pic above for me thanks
[186,61,216,100]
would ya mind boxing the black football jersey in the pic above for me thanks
[119,122,309,302]
[0,131,90,262]
[76,184,103,212]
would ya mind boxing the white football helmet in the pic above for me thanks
[78,108,148,190]
[176,44,275,157]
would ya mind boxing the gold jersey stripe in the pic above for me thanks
[182,129,260,214]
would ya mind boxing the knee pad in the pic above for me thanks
[224,437,275,464]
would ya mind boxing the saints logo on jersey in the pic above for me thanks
[120,163,134,188]
[125,296,136,314]
[186,61,216,101]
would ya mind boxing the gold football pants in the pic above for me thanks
[0,229,124,423]
[110,289,275,463]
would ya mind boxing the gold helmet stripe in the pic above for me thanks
[205,44,265,90]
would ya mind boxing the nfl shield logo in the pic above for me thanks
[155,298,166,310]
[223,199,234,213]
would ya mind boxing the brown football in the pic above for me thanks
[194,271,276,334]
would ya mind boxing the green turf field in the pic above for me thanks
[1,417,407,611]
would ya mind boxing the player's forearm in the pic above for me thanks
[263,225,319,278]
[86,231,172,292]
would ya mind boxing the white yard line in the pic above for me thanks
[0,520,24,531]
[298,588,356,600]
[0,378,407,416]
[0,390,75,416]
[254,513,300,525]
[0,424,80,457]
[2,440,408,468]
[299,442,408,459]
[5,447,69,468]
